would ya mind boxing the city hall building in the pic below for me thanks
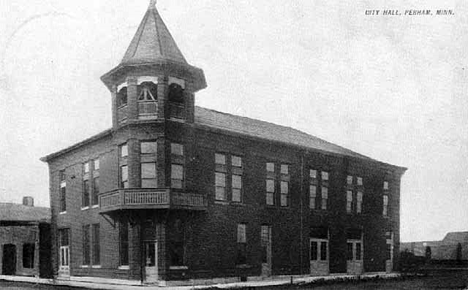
[41,1,406,286]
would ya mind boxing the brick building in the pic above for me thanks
[0,197,52,278]
[41,1,406,285]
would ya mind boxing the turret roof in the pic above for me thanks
[121,1,187,65]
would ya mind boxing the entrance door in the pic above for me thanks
[310,239,329,275]
[261,225,272,277]
[346,239,363,274]
[145,241,158,283]
[58,229,70,277]
[59,246,70,275]
[2,244,16,275]
[385,232,394,273]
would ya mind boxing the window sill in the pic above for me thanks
[118,265,129,270]
[80,265,90,268]
[59,211,67,215]
[169,266,188,270]
[81,207,90,211]
[214,200,229,205]
[91,205,99,209]
[92,265,102,269]
[235,264,252,269]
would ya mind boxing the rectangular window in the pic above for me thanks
[141,163,157,188]
[171,164,184,189]
[356,191,363,213]
[280,181,289,207]
[356,242,362,260]
[309,185,317,209]
[82,225,90,265]
[347,175,353,185]
[120,165,128,188]
[120,143,128,158]
[320,241,327,261]
[236,224,247,264]
[82,179,90,208]
[91,158,100,206]
[309,169,317,179]
[321,187,328,210]
[280,164,289,175]
[266,179,275,205]
[171,143,184,156]
[119,220,129,266]
[321,171,329,181]
[347,243,353,260]
[59,170,66,213]
[266,162,275,172]
[215,172,226,200]
[310,241,318,261]
[357,177,363,186]
[346,190,353,213]
[231,155,243,202]
[94,159,100,171]
[92,224,100,265]
[232,155,242,168]
[84,162,90,174]
[59,229,70,247]
[141,141,157,154]
[22,243,35,269]
[92,177,99,205]
[232,174,242,202]
[383,195,389,216]
[383,181,389,190]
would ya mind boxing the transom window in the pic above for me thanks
[120,144,128,158]
[171,143,184,156]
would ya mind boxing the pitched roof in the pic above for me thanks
[121,3,187,65]
[195,107,380,162]
[42,106,405,170]
[442,232,468,245]
[0,203,50,223]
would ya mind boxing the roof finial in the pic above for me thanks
[149,0,157,9]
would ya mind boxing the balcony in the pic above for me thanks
[99,188,207,213]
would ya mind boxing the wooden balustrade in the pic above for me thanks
[99,189,206,213]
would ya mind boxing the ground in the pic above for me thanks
[1,270,467,289]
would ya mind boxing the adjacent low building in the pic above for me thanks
[0,197,52,278]
[41,1,407,286]
[401,232,468,260]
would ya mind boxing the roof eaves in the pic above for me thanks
[194,107,407,172]
[40,129,112,163]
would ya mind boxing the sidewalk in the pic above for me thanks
[0,272,400,290]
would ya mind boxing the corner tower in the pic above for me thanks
[101,0,206,129]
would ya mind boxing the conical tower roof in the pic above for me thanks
[101,1,206,92]
[121,1,187,65]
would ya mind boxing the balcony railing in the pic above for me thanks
[138,101,158,120]
[169,102,185,120]
[117,105,128,124]
[99,188,207,213]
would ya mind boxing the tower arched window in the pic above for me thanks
[168,83,184,104]
[117,87,128,107]
[138,81,158,101]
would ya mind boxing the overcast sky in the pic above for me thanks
[0,0,467,242]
